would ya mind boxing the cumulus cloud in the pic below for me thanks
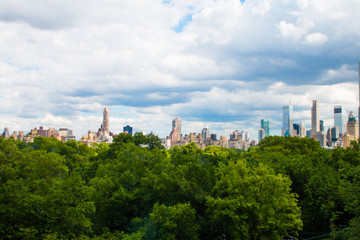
[304,32,328,45]
[0,0,360,140]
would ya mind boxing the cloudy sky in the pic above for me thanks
[0,0,360,140]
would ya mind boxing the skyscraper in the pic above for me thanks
[102,107,110,132]
[260,119,270,137]
[172,118,181,136]
[282,105,293,136]
[311,100,319,137]
[293,123,300,136]
[331,127,339,142]
[320,120,324,132]
[334,106,343,134]
[258,129,265,143]
[299,122,306,137]
[2,128,10,139]
[347,111,358,139]
[211,134,217,141]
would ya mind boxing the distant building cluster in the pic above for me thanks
[257,63,360,149]
[2,63,360,149]
[164,118,251,150]
[1,126,75,143]
[273,101,359,149]
[80,107,114,145]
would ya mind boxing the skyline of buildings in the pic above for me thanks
[1,100,359,150]
[2,62,360,148]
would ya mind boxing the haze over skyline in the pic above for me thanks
[0,0,360,139]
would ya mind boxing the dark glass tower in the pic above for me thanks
[123,125,133,136]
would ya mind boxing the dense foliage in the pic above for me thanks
[0,135,359,239]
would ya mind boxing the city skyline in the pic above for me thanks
[0,1,359,139]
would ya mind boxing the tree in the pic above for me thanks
[206,160,302,239]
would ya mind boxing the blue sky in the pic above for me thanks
[0,0,359,140]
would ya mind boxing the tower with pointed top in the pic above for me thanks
[347,111,358,139]
[282,105,293,136]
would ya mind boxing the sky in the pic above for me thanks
[0,0,360,140]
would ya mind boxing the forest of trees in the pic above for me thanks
[1,134,360,239]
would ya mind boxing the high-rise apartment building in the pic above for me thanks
[299,122,306,137]
[38,126,49,137]
[211,134,217,141]
[230,130,239,141]
[101,107,110,132]
[334,106,343,134]
[311,100,320,137]
[331,127,339,141]
[282,105,293,136]
[258,129,265,143]
[320,120,324,132]
[2,128,10,138]
[306,130,311,138]
[239,131,249,142]
[293,123,300,136]
[260,119,270,137]
[172,118,181,136]
[123,125,133,135]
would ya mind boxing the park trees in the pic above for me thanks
[4,135,360,239]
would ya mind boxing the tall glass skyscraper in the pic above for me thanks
[334,106,343,134]
[282,105,293,136]
[260,119,270,137]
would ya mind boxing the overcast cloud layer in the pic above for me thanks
[1,0,360,139]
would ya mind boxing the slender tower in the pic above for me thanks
[311,100,320,137]
[282,105,293,136]
[172,118,181,136]
[103,107,110,132]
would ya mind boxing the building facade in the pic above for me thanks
[282,105,293,136]
[258,129,265,143]
[334,106,343,134]
[201,125,210,139]
[347,111,359,139]
[101,107,110,133]
[299,122,306,137]
[123,125,133,135]
[260,119,270,137]
[293,123,300,136]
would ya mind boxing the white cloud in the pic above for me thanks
[304,32,328,45]
[0,0,360,141]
